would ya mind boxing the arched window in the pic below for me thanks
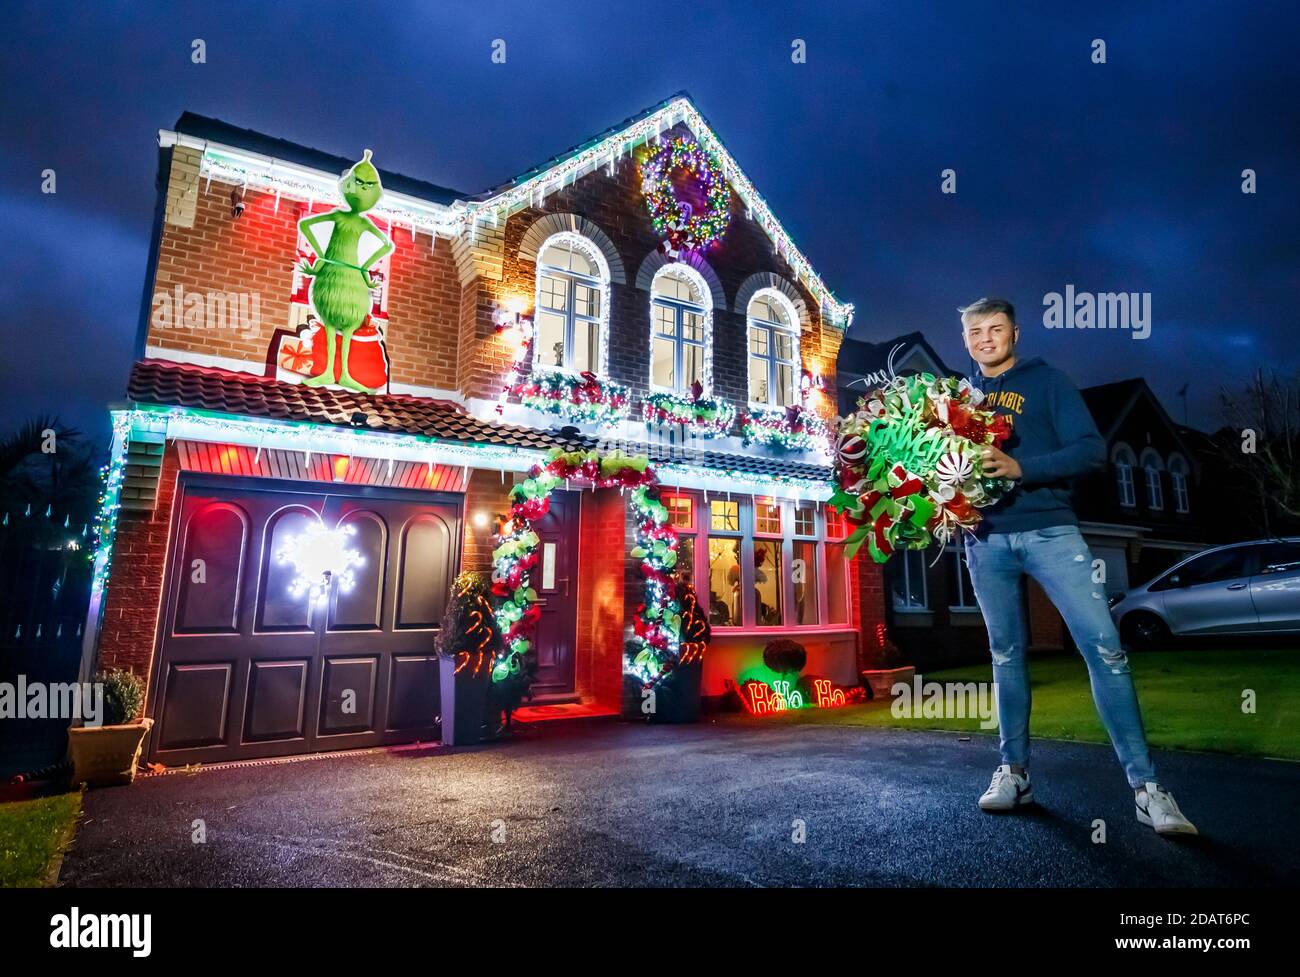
[1112,444,1137,508]
[1168,454,1190,513]
[650,265,711,394]
[533,233,610,375]
[1140,449,1165,511]
[747,289,800,407]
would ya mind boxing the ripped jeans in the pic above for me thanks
[966,525,1157,788]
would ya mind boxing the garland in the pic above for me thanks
[512,369,630,426]
[490,448,685,691]
[642,389,736,438]
[640,136,732,253]
[829,372,1014,562]
[740,404,830,453]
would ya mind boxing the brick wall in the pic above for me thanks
[1027,579,1066,650]
[148,175,461,392]
[96,444,182,715]
[855,557,890,670]
[461,468,512,573]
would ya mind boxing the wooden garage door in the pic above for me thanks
[148,474,462,765]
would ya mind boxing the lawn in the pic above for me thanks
[0,791,83,887]
[771,647,1300,761]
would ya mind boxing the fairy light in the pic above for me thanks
[277,522,363,605]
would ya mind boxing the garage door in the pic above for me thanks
[148,474,462,765]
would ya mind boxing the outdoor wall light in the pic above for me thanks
[230,187,246,219]
[472,510,490,529]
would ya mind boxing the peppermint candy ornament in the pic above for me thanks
[935,449,974,484]
[837,433,868,466]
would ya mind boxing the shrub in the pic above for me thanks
[96,669,145,726]
[762,638,807,676]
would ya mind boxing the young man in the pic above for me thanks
[958,297,1197,836]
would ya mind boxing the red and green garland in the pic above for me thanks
[512,369,630,426]
[491,448,687,691]
[643,386,735,438]
[640,136,732,253]
[740,404,830,453]
[829,372,1014,562]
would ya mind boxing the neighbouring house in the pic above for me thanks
[836,334,1218,668]
[82,93,891,765]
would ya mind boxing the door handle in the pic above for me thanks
[1226,582,1247,590]
[557,577,570,597]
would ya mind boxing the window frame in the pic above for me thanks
[1140,448,1165,511]
[892,548,930,612]
[1168,453,1190,513]
[649,266,711,395]
[1113,443,1137,508]
[532,232,610,377]
[664,490,850,631]
[746,289,801,409]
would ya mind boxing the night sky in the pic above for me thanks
[3,1,1297,447]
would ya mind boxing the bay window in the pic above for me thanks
[663,490,850,630]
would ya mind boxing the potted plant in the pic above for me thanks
[622,580,709,723]
[67,669,153,787]
[861,636,915,700]
[437,571,502,745]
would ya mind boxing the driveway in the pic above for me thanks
[58,718,1300,887]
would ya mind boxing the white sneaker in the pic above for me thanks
[978,764,1034,811]
[1135,782,1198,836]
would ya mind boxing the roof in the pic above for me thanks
[1079,377,1146,436]
[836,331,957,383]
[127,360,831,482]
[171,93,853,328]
[128,359,564,451]
[174,112,467,206]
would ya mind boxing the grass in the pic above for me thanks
[0,791,83,888]
[771,647,1300,761]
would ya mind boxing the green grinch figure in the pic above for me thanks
[297,149,393,392]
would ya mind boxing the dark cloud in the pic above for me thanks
[1,0,1296,444]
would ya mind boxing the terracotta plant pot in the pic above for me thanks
[862,666,916,700]
[67,718,154,788]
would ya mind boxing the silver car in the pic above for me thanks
[1109,538,1300,648]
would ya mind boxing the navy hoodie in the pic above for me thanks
[967,356,1106,535]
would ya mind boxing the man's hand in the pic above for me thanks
[981,445,1022,480]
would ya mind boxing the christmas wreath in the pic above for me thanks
[640,136,732,253]
[643,383,736,438]
[740,403,830,453]
[829,372,1014,563]
[512,369,630,426]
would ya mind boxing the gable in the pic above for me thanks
[465,94,854,330]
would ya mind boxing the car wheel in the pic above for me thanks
[1121,611,1170,650]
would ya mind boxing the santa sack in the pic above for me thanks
[308,319,390,391]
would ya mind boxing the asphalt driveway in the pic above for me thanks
[58,718,1300,887]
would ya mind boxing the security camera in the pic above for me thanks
[230,188,246,219]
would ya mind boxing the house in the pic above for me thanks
[83,93,889,764]
[835,335,1217,667]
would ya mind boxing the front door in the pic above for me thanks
[529,490,579,697]
[149,475,462,765]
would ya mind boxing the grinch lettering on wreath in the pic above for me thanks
[293,150,394,393]
[830,351,1015,563]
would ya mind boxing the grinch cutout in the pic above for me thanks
[296,150,394,393]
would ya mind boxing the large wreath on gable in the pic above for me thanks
[640,136,732,253]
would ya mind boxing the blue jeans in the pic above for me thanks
[965,525,1157,788]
